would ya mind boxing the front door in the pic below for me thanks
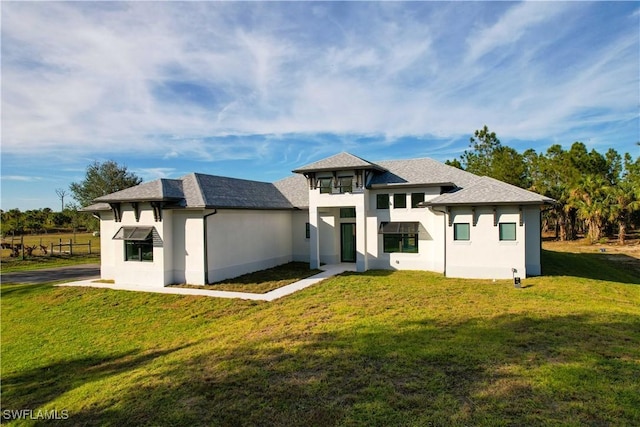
[340,223,356,263]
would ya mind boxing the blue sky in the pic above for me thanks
[2,1,639,211]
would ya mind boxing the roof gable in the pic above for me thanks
[293,152,386,173]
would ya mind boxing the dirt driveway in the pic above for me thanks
[1,264,100,284]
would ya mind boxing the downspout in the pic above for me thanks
[203,209,218,284]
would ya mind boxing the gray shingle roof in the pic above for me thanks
[81,202,111,212]
[293,152,386,173]
[426,176,554,206]
[84,152,552,212]
[371,158,479,188]
[94,179,184,203]
[274,174,309,209]
[192,173,294,209]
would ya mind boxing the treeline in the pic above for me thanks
[1,207,98,237]
[2,160,142,238]
[447,126,640,243]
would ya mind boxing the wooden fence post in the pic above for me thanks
[89,240,92,255]
[69,239,73,256]
[50,242,53,256]
[21,235,25,260]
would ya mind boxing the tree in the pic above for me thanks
[608,154,640,244]
[456,125,529,188]
[461,125,502,177]
[55,188,67,212]
[570,174,609,242]
[69,161,142,207]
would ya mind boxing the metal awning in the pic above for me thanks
[112,226,154,241]
[378,222,422,234]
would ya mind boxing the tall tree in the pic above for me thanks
[69,161,142,207]
[458,125,529,188]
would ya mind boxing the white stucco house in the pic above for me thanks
[84,152,553,287]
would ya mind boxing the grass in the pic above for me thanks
[1,232,100,273]
[1,249,639,425]
[172,262,322,293]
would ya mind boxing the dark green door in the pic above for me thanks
[340,223,356,263]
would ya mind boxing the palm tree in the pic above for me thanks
[607,181,639,244]
[570,175,609,242]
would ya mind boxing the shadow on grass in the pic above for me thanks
[28,313,640,426]
[542,249,640,284]
[1,344,194,417]
[0,282,53,298]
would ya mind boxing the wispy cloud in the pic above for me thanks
[2,175,42,182]
[1,1,638,165]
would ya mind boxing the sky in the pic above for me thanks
[1,1,639,211]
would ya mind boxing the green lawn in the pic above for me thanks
[1,250,639,426]
[172,262,322,293]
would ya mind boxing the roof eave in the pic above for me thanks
[93,197,184,204]
[368,181,455,189]
[423,200,554,207]
[292,165,387,174]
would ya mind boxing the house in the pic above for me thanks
[84,152,553,287]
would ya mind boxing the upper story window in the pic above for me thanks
[337,176,353,194]
[318,178,332,194]
[393,193,407,209]
[376,194,389,209]
[411,193,425,208]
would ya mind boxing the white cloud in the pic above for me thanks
[465,2,570,63]
[1,175,42,182]
[1,1,637,164]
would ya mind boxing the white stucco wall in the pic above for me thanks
[105,204,169,287]
[291,210,311,262]
[171,210,208,285]
[308,170,368,271]
[205,209,293,283]
[99,211,116,281]
[366,187,445,273]
[524,206,542,276]
[445,205,526,279]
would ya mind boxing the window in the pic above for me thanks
[113,226,154,262]
[377,194,389,209]
[318,178,332,194]
[454,223,470,241]
[411,193,425,208]
[383,234,418,253]
[125,240,153,262]
[393,193,407,209]
[337,176,353,194]
[340,207,356,218]
[305,222,310,239]
[380,222,419,253]
[499,223,517,241]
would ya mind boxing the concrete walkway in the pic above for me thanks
[56,264,356,301]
